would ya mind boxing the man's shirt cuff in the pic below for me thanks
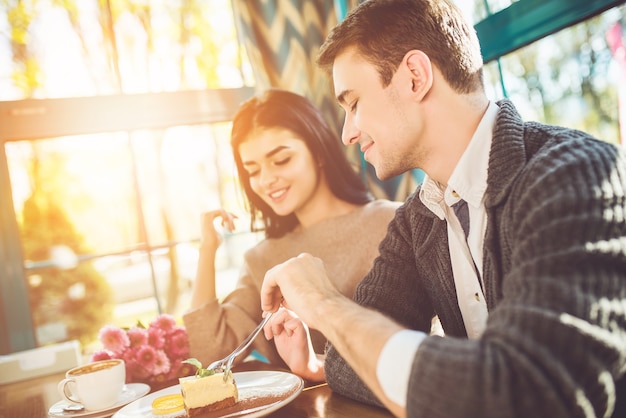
[376,329,426,406]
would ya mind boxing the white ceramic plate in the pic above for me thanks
[48,383,151,418]
[112,371,304,418]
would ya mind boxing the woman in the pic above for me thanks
[183,89,399,373]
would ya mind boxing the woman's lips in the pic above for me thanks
[268,187,288,203]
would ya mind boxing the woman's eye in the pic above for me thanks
[350,100,358,112]
[247,169,259,177]
[274,157,290,166]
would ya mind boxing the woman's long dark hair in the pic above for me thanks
[231,88,373,239]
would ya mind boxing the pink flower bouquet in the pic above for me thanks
[91,314,194,388]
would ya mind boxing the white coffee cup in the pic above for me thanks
[57,359,125,411]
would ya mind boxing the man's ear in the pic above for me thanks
[404,50,433,100]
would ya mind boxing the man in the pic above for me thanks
[260,0,626,417]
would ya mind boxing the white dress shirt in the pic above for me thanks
[377,101,499,406]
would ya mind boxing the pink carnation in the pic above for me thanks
[151,373,169,386]
[135,345,158,370]
[91,350,112,362]
[127,327,148,349]
[152,350,171,375]
[98,325,130,354]
[167,358,194,380]
[147,326,165,349]
[125,358,150,381]
[122,347,138,364]
[165,327,190,359]
[150,314,177,334]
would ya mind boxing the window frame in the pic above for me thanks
[476,0,624,63]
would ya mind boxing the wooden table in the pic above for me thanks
[0,362,393,418]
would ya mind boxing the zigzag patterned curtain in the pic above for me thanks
[232,0,422,201]
[232,0,343,129]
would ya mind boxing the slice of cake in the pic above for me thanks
[178,371,238,417]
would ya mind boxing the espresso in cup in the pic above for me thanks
[57,359,125,411]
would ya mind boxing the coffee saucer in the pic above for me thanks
[48,383,150,418]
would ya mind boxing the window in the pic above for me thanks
[483,9,625,144]
[2,98,256,348]
[0,0,257,353]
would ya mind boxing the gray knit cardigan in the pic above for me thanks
[324,99,626,418]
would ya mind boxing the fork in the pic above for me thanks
[207,312,274,379]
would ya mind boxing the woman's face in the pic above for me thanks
[238,127,322,217]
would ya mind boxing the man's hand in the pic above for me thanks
[260,253,342,330]
[260,254,406,417]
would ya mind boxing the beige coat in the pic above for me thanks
[183,199,400,368]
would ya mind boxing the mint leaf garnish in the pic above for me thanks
[182,358,216,378]
[182,358,203,370]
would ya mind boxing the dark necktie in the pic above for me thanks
[451,198,483,291]
[452,199,470,240]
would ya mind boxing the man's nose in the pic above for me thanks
[341,114,360,146]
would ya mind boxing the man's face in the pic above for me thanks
[333,47,423,180]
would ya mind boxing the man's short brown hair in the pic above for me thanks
[317,0,484,94]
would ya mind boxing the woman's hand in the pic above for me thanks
[264,307,325,382]
[200,209,237,251]
[189,209,237,310]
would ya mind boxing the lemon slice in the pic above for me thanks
[151,394,185,416]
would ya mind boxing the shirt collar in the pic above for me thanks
[420,101,499,214]
[420,177,446,219]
